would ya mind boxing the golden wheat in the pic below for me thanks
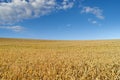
[0,38,120,80]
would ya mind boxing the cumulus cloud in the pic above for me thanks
[81,6,104,19]
[57,0,74,10]
[0,0,105,31]
[0,26,25,32]
[0,0,75,24]
[0,0,56,24]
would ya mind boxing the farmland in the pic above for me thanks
[0,38,120,80]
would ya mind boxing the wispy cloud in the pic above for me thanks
[88,18,101,26]
[0,26,25,32]
[88,19,97,24]
[81,6,104,19]
[66,24,72,27]
[0,0,75,24]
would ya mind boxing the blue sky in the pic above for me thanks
[0,0,120,40]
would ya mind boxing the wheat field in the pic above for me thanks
[0,38,120,80]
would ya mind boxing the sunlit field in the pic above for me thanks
[0,38,120,80]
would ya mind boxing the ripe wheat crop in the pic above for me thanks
[0,38,120,80]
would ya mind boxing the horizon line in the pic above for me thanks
[0,37,120,41]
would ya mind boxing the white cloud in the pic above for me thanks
[57,0,74,10]
[0,0,75,24]
[0,0,56,24]
[81,6,104,19]
[88,18,101,26]
[88,19,97,24]
[0,26,25,32]
[0,0,105,30]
